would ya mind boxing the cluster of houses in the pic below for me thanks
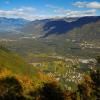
[30,56,97,90]
[79,42,100,49]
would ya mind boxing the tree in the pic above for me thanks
[77,69,100,100]
[77,75,93,100]
[0,76,25,100]
[90,69,100,99]
[96,56,100,64]
[34,82,65,100]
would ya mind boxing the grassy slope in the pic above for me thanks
[0,46,37,78]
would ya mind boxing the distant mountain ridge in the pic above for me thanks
[1,16,100,58]
[0,17,30,38]
[21,16,100,38]
[0,16,100,39]
[0,17,29,27]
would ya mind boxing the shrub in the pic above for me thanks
[33,81,65,100]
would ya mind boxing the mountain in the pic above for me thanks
[2,18,100,58]
[20,19,52,38]
[0,17,29,27]
[0,16,100,58]
[21,16,100,38]
[0,17,30,38]
[20,17,79,38]
[0,16,100,39]
[66,20,100,41]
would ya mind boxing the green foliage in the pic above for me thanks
[0,47,38,78]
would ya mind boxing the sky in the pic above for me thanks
[0,0,100,20]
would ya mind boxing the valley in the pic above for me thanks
[0,16,100,100]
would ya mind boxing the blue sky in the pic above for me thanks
[0,0,100,20]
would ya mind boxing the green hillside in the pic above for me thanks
[0,46,37,78]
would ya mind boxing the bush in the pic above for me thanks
[32,81,65,100]
[0,76,25,100]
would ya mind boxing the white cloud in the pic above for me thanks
[0,3,98,20]
[73,1,100,9]
[0,7,56,20]
[0,7,37,20]
[46,4,97,17]
[54,9,96,17]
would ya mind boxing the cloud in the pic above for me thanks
[73,1,100,9]
[0,7,37,20]
[46,4,97,17]
[54,9,96,17]
[0,4,97,20]
[0,6,57,20]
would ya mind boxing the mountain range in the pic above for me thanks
[0,16,100,58]
[0,16,100,39]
